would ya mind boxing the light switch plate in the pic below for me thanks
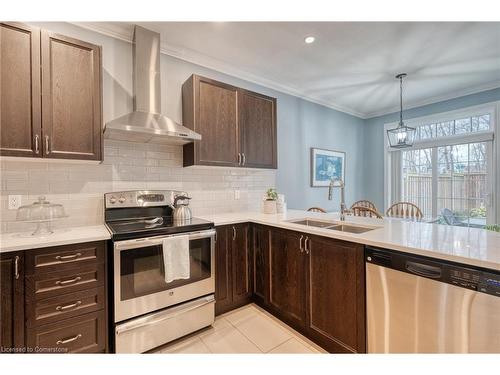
[8,195,22,210]
[234,190,240,200]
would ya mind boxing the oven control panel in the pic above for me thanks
[105,190,187,208]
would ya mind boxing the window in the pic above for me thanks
[385,104,496,227]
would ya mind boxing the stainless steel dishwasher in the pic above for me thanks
[365,246,500,353]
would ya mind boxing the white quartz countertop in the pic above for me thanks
[0,225,111,253]
[199,210,500,271]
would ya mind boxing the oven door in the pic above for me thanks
[114,229,215,322]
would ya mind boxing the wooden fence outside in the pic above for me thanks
[402,173,487,216]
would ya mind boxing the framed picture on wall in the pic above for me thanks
[310,148,345,187]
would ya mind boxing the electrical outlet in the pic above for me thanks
[8,195,22,210]
[234,190,240,200]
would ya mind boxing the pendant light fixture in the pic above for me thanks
[387,73,416,148]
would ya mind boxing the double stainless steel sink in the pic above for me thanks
[287,218,378,234]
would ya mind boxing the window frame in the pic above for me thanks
[384,101,498,223]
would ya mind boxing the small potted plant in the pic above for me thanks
[263,188,278,214]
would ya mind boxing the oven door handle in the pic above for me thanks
[114,229,216,251]
[115,295,215,335]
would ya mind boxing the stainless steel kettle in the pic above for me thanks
[173,194,192,222]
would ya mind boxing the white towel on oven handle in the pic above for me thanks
[162,235,190,283]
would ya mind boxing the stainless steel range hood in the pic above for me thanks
[104,25,201,145]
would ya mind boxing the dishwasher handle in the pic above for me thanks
[406,261,442,279]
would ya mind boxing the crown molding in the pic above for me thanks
[71,22,366,118]
[360,81,500,119]
[71,22,500,121]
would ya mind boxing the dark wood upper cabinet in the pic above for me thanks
[41,31,102,161]
[0,23,102,161]
[182,74,277,169]
[0,252,25,351]
[0,22,41,158]
[269,228,307,329]
[183,75,239,167]
[306,235,366,353]
[238,89,277,169]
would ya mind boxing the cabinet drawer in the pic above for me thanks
[26,310,106,353]
[25,241,105,275]
[26,287,105,327]
[26,263,104,300]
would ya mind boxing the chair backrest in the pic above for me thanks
[351,206,383,219]
[441,208,461,225]
[307,207,327,213]
[386,202,423,220]
[350,200,377,211]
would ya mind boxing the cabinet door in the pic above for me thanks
[307,236,366,353]
[185,75,239,166]
[269,229,306,328]
[231,223,252,305]
[0,22,41,157]
[238,89,277,169]
[0,252,25,350]
[253,225,270,305]
[41,31,102,160]
[215,226,233,315]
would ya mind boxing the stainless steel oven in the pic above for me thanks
[113,229,215,323]
[105,190,216,353]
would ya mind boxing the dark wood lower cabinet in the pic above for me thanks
[268,228,307,329]
[0,252,25,352]
[252,225,270,305]
[246,225,366,353]
[215,226,233,315]
[26,310,106,353]
[215,224,252,315]
[231,223,252,306]
[306,235,366,353]
[1,241,108,354]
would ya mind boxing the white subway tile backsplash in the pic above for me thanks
[0,140,276,233]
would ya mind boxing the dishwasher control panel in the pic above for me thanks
[446,268,481,290]
[366,246,500,298]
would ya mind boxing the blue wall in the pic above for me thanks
[364,88,500,210]
[27,23,500,213]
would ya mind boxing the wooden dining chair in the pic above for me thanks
[386,202,424,220]
[307,207,327,213]
[350,199,378,212]
[350,206,383,219]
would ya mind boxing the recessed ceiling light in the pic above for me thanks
[304,36,315,44]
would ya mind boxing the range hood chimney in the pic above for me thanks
[104,25,201,144]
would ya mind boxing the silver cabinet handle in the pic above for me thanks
[14,256,20,279]
[56,301,82,312]
[242,153,246,166]
[299,235,304,253]
[56,334,82,345]
[55,253,82,262]
[34,135,40,154]
[304,237,310,255]
[44,135,50,154]
[237,153,241,165]
[55,276,82,286]
[114,229,215,251]
[232,226,236,241]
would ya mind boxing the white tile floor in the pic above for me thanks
[152,304,326,354]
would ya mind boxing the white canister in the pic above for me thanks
[263,200,277,214]
[276,201,287,214]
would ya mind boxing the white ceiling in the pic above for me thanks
[78,22,500,118]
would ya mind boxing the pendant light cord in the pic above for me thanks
[399,75,403,127]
